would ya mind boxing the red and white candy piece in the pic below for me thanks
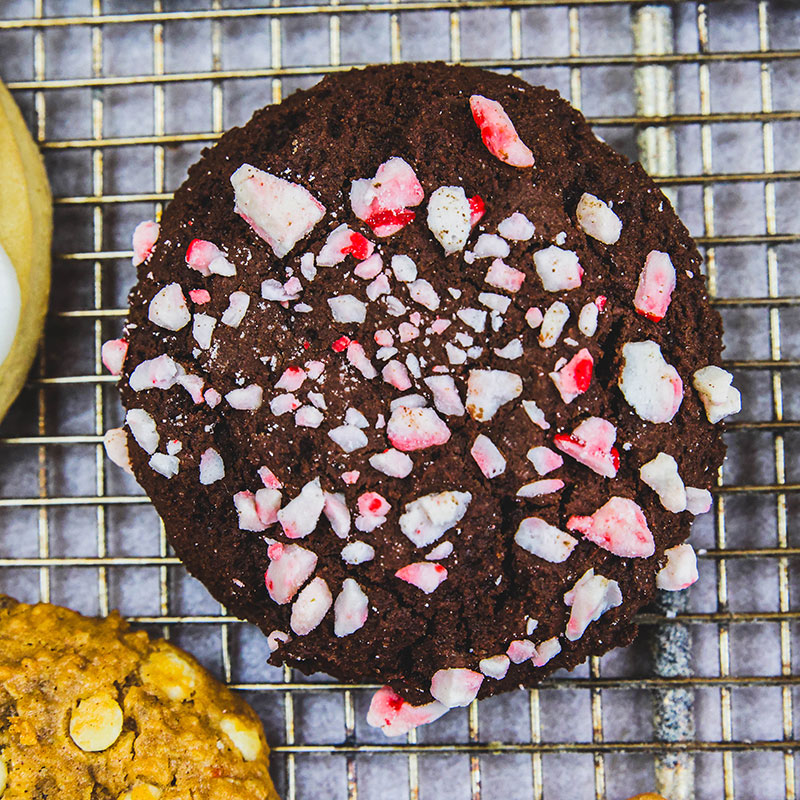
[527,446,563,476]
[234,488,282,531]
[399,491,472,548]
[538,301,570,348]
[275,366,307,392]
[619,341,683,423]
[317,223,374,267]
[225,384,263,411]
[265,542,317,605]
[186,238,221,276]
[358,491,391,520]
[514,517,577,563]
[485,259,525,293]
[686,487,712,515]
[387,406,451,452]
[103,428,133,474]
[517,479,564,497]
[567,497,655,558]
[126,408,159,454]
[507,639,537,664]
[290,576,332,635]
[479,654,510,680]
[148,283,191,331]
[333,578,369,637]
[129,354,180,392]
[470,434,507,479]
[575,193,622,245]
[101,338,128,376]
[199,447,225,485]
[465,369,523,422]
[550,348,594,404]
[564,568,623,641]
[189,288,211,305]
[271,393,300,416]
[639,452,687,513]
[322,491,351,538]
[692,366,741,424]
[634,250,676,322]
[346,341,378,380]
[395,562,448,594]
[350,157,424,237]
[656,543,699,591]
[469,95,534,168]
[277,478,325,539]
[427,186,472,255]
[498,212,535,241]
[424,375,466,417]
[534,246,583,292]
[382,360,412,391]
[367,686,448,737]
[132,220,159,266]
[355,253,383,280]
[231,163,326,258]
[531,637,562,668]
[430,668,484,708]
[369,448,414,479]
[553,417,619,478]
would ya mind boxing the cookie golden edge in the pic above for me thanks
[0,596,280,800]
[0,79,52,422]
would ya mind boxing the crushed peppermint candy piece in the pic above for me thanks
[469,95,534,168]
[367,273,391,302]
[290,577,332,635]
[369,448,413,478]
[538,301,570,348]
[271,393,300,416]
[692,366,741,424]
[457,307,487,332]
[550,348,594,404]
[465,369,522,421]
[189,288,211,304]
[149,453,179,478]
[473,234,510,259]
[479,293,511,314]
[346,341,378,379]
[204,388,222,407]
[103,428,133,474]
[399,491,472,548]
[398,322,420,343]
[686,487,712,515]
[231,163,325,257]
[328,425,369,453]
[234,488,281,531]
[334,578,369,637]
[485,259,525,293]
[345,407,369,428]
[619,341,683,423]
[275,366,307,392]
[382,360,412,391]
[516,479,564,497]
[534,246,583,292]
[199,447,225,485]
[148,283,191,331]
[575,192,622,245]
[374,329,394,347]
[479,654,510,680]
[507,639,537,664]
[395,562,448,593]
[498,212,535,241]
[101,338,128,376]
[527,446,563,476]
[341,540,375,565]
[177,373,205,405]
[532,637,562,668]
[634,250,676,322]
[192,314,216,350]
[322,492,351,538]
[132,220,159,266]
[470,434,507,479]
[514,517,577,563]
[578,301,599,337]
[265,543,317,604]
[494,339,523,360]
[267,630,290,652]
[367,686,448,737]
[225,384,263,411]
[656,543,699,591]
[328,295,367,324]
[567,497,655,558]
[522,399,550,430]
[430,668,484,708]
[640,452,687,513]
[427,186,472,254]
[407,278,440,311]
[564,568,623,641]
[259,466,282,489]
[391,254,418,282]
[553,417,619,478]
[354,253,383,280]
[317,223,374,266]
[295,406,324,428]
[387,406,451,451]
[186,239,222,276]
[126,408,159,454]
[350,157,424,237]
[525,307,544,329]
[426,541,453,561]
[424,375,465,416]
[221,291,250,328]
[277,478,325,539]
[358,491,391,519]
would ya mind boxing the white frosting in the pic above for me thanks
[0,243,21,367]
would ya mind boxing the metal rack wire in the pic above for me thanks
[0,2,798,799]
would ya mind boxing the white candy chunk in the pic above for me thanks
[234,489,280,532]
[149,453,180,478]
[619,341,683,423]
[277,478,325,539]
[485,259,525,293]
[126,408,159,454]
[132,219,159,266]
[424,375,466,416]
[634,250,676,321]
[457,308,487,332]
[531,637,562,668]
[276,366,307,392]
[408,278,440,311]
[391,393,426,411]
[516,479,564,497]
[383,360,412,391]
[430,668,484,708]
[498,212,535,241]
[426,541,454,560]
[527,446,563,476]
[567,497,655,558]
[479,654,510,680]
[148,283,191,331]
[266,543,318,604]
[534,246,582,292]
[564,568,623,641]
[369,448,413,478]
[199,447,225,485]
[446,343,467,364]
[399,490,472,547]
[328,295,367,324]
[470,434,507,479]
[341,540,375,565]
[323,491,351,538]
[346,341,378,380]
[578,302,599,336]
[69,693,123,752]
[640,452,687,513]
[686,487,713,515]
[367,686,448,737]
[522,399,550,430]
[367,273,391,301]
[328,425,369,453]
[271,393,299,416]
[334,578,369,637]
[692,366,741,424]
[576,192,622,244]
[101,338,128,376]
[465,369,523,421]
[656,543,699,591]
[395,562,448,593]
[103,428,133,474]
[225,384,263,410]
[479,292,511,313]
[300,251,316,280]
[427,186,472,254]
[514,517,577,563]
[473,234,510,259]
[553,416,619,478]
[525,307,543,329]
[261,278,301,302]
[267,630,290,652]
[192,313,216,349]
[494,339,523,359]
[355,253,383,279]
[209,254,236,276]
[231,163,325,257]
[345,407,369,428]
[469,95,535,168]
[387,406,451,451]
[221,291,250,328]
[290,577,332,635]
[391,254,418,282]
[538,301,570,348]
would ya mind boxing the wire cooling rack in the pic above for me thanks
[1,2,799,799]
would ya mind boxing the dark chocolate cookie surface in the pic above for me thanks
[108,63,737,722]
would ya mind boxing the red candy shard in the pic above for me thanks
[367,686,448,737]
[185,238,223,276]
[567,497,655,558]
[331,335,351,353]
[101,338,128,376]
[468,195,486,226]
[549,348,594,404]
[634,250,676,322]
[395,562,448,594]
[387,406,451,452]
[132,220,159,266]
[264,542,318,605]
[469,95,535,168]
[259,465,282,489]
[553,417,620,478]
[365,208,416,233]
[188,288,211,305]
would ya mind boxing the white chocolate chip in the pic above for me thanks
[220,715,263,762]
[119,786,163,800]
[140,648,198,701]
[69,693,124,752]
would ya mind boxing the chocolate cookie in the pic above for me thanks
[104,63,739,732]
[0,596,279,799]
